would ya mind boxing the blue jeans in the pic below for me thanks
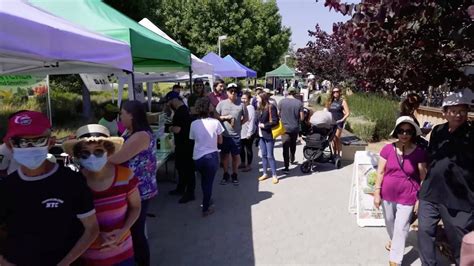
[195,152,219,212]
[259,138,277,177]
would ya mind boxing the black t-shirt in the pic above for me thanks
[419,122,474,211]
[172,104,193,149]
[0,164,95,265]
[278,97,303,133]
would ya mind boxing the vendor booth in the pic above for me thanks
[202,52,247,78]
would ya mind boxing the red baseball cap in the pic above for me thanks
[4,111,51,142]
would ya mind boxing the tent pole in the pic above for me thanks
[146,82,153,111]
[46,75,52,125]
[189,64,193,94]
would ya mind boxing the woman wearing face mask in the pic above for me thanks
[373,116,427,266]
[107,101,157,266]
[63,124,141,266]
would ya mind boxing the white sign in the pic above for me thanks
[350,151,385,227]
[80,74,113,91]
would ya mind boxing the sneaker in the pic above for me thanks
[202,208,215,217]
[231,173,239,186]
[283,167,289,174]
[272,176,279,184]
[200,199,215,208]
[220,172,230,185]
[168,189,185,196]
[258,174,269,181]
[178,195,195,204]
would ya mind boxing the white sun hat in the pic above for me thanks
[390,116,422,138]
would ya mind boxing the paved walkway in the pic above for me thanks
[147,96,450,266]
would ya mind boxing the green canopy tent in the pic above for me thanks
[30,0,191,103]
[30,0,190,73]
[265,64,295,91]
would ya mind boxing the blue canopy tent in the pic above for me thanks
[201,52,246,78]
[223,55,257,78]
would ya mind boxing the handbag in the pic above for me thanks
[268,104,285,139]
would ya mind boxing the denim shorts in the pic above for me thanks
[221,136,241,155]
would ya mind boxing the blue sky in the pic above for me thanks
[276,0,358,49]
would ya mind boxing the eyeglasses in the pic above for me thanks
[396,129,414,136]
[446,109,468,116]
[78,149,106,160]
[10,136,49,148]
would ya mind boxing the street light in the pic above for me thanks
[284,55,290,64]
[218,35,227,57]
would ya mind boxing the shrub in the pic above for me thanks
[346,116,377,142]
[347,93,398,141]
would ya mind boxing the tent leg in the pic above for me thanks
[146,82,153,112]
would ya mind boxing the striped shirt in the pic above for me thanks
[82,165,138,266]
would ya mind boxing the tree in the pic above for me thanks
[104,0,158,22]
[152,0,291,75]
[296,24,352,83]
[318,0,474,92]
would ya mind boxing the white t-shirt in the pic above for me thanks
[189,118,224,160]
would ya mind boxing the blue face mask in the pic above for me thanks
[79,153,108,172]
[13,146,49,170]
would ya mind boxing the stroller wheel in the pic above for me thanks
[311,164,318,172]
[303,147,314,160]
[300,161,312,173]
[334,157,342,169]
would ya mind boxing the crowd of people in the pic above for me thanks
[0,77,472,265]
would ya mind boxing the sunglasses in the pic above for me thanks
[78,149,106,160]
[11,136,49,148]
[396,128,414,135]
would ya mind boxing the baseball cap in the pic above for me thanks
[164,91,182,102]
[227,83,238,90]
[442,89,474,108]
[4,111,52,142]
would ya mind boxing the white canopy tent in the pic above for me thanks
[138,18,215,87]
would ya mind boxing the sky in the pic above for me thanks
[276,0,358,49]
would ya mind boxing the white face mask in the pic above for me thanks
[79,153,108,172]
[13,146,49,170]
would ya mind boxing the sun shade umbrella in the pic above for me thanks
[29,0,190,73]
[0,0,133,75]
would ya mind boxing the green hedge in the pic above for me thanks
[346,116,377,142]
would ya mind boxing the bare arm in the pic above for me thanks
[169,126,181,134]
[108,131,150,164]
[58,214,99,266]
[217,134,223,145]
[418,162,427,181]
[341,99,351,121]
[373,157,387,209]
[299,111,305,121]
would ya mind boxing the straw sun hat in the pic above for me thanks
[63,124,124,156]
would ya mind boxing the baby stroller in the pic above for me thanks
[299,110,341,173]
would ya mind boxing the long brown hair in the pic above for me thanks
[325,87,344,108]
[258,92,271,112]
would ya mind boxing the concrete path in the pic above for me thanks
[146,96,451,266]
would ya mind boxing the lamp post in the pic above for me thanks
[284,55,290,65]
[218,35,227,57]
